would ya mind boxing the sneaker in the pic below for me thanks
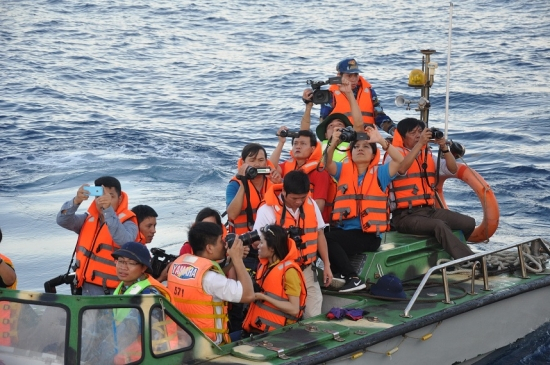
[339,277,366,293]
[328,273,346,290]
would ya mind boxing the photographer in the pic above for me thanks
[253,170,332,319]
[226,143,281,270]
[131,205,158,244]
[56,176,138,295]
[167,222,254,345]
[385,118,476,260]
[269,128,331,221]
[324,122,404,292]
[242,224,306,336]
[303,58,396,136]
[0,228,17,289]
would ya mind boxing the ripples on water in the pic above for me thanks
[1,1,550,356]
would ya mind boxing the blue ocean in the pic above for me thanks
[1,0,549,362]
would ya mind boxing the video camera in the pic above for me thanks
[44,272,80,295]
[306,76,342,104]
[277,129,300,138]
[339,126,370,143]
[243,166,271,180]
[150,248,178,279]
[225,230,260,248]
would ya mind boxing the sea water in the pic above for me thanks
[1,0,549,362]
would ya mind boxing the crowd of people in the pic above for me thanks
[0,57,478,348]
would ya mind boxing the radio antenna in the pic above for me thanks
[444,2,454,138]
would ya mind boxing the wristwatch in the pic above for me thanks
[441,149,450,154]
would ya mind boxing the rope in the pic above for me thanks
[437,244,549,275]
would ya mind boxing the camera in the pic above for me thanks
[287,226,304,247]
[44,272,79,294]
[278,129,300,138]
[429,127,444,140]
[244,166,271,179]
[225,230,260,248]
[306,76,342,104]
[150,248,178,279]
[339,126,370,143]
[449,140,466,158]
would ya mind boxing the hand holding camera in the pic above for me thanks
[306,76,342,105]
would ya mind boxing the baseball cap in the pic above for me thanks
[336,58,362,74]
[112,242,153,274]
[369,274,406,299]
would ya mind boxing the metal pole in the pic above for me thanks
[444,2,454,139]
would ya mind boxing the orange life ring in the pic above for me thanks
[435,163,499,243]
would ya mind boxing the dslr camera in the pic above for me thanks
[225,230,260,248]
[244,166,271,179]
[287,226,304,247]
[339,126,370,143]
[278,129,300,138]
[306,76,342,104]
[150,248,178,279]
[429,127,444,140]
[44,272,79,295]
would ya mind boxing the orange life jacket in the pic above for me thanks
[329,76,375,126]
[228,160,276,235]
[262,184,319,267]
[281,143,323,195]
[167,255,230,345]
[0,254,16,289]
[74,192,138,290]
[0,300,20,347]
[331,148,390,234]
[242,239,307,333]
[390,131,436,210]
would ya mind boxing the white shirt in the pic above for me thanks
[253,195,326,234]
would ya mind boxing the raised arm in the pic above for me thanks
[339,78,363,132]
[324,129,342,176]
[269,126,287,175]
[397,128,431,175]
[365,127,403,176]
[300,89,314,131]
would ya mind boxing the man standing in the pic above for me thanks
[167,222,254,345]
[253,170,333,318]
[57,176,138,295]
[386,118,476,259]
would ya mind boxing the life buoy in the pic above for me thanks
[435,163,499,243]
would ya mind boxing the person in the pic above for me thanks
[270,128,332,221]
[88,242,175,364]
[226,143,282,269]
[324,125,404,292]
[0,228,17,289]
[242,224,306,335]
[179,207,227,256]
[305,57,396,135]
[385,118,476,260]
[131,205,158,244]
[56,176,138,295]
[253,170,333,318]
[167,222,255,345]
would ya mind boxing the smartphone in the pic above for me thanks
[84,185,104,197]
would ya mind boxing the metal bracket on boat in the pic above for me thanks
[468,262,478,295]
[354,330,368,335]
[254,341,290,360]
[323,329,346,342]
[303,324,319,333]
[366,316,380,322]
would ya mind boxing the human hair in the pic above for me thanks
[291,130,317,147]
[396,118,426,139]
[131,205,158,224]
[0,227,2,243]
[188,222,222,254]
[262,224,289,261]
[283,170,310,195]
[94,176,122,196]
[349,140,377,155]
[241,143,268,161]
[195,207,222,226]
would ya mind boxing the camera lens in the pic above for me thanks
[245,166,258,179]
[239,230,260,246]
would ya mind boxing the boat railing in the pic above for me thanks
[401,238,548,318]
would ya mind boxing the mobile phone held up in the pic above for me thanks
[84,185,104,197]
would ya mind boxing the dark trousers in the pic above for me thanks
[324,227,381,278]
[392,207,475,259]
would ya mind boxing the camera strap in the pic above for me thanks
[241,179,255,231]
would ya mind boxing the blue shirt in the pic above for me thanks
[226,180,240,207]
[331,162,394,230]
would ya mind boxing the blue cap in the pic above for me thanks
[370,274,406,299]
[336,58,362,74]
[112,242,152,274]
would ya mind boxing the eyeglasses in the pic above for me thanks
[260,225,275,237]
[115,259,141,268]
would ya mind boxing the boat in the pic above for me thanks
[2,50,549,365]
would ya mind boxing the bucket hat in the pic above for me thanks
[316,113,352,141]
